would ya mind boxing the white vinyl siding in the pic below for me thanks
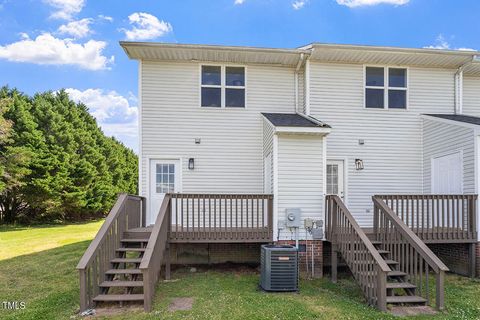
[308,62,455,227]
[263,119,275,194]
[463,77,480,117]
[140,61,295,195]
[423,118,475,194]
[276,134,324,240]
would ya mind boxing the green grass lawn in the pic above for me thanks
[1,222,480,319]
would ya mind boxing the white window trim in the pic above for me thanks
[199,64,247,109]
[363,65,409,110]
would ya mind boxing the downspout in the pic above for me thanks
[294,53,305,113]
[455,56,477,114]
[454,66,464,115]
[305,57,311,116]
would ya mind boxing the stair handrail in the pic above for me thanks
[372,196,448,310]
[373,196,449,272]
[326,195,391,311]
[77,193,145,312]
[140,194,172,312]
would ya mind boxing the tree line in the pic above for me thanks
[0,87,138,224]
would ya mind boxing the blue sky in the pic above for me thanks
[1,0,479,152]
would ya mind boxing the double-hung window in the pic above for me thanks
[201,65,245,108]
[365,66,407,109]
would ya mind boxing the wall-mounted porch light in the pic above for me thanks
[188,158,195,170]
[355,159,364,170]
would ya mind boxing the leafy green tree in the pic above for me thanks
[0,87,138,224]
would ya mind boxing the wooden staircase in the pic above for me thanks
[370,240,427,306]
[326,195,448,312]
[93,234,151,306]
[77,194,171,313]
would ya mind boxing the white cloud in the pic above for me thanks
[336,0,409,7]
[0,33,114,70]
[424,34,450,50]
[58,18,93,38]
[98,14,113,22]
[65,88,138,151]
[234,0,245,4]
[423,34,475,51]
[292,0,307,9]
[121,12,172,41]
[19,32,29,40]
[43,0,85,20]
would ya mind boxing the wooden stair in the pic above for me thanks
[370,241,427,307]
[326,195,447,312]
[92,234,151,307]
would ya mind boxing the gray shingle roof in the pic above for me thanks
[262,113,330,128]
[425,114,480,126]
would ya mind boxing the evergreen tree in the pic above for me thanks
[0,87,138,224]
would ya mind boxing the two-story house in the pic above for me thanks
[78,42,480,312]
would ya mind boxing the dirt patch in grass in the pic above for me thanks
[171,262,259,275]
[390,306,437,317]
[168,298,194,311]
[87,306,143,318]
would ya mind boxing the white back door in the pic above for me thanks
[432,152,462,194]
[149,160,180,225]
[327,160,345,200]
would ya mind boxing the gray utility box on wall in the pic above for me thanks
[260,244,298,292]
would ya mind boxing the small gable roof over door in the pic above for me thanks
[262,113,331,135]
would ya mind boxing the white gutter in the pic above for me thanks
[294,53,305,112]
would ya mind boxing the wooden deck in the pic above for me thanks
[167,193,274,243]
[376,195,477,244]
[170,227,271,243]
[363,227,476,244]
[127,226,272,243]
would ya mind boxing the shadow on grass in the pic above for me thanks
[1,241,480,320]
[0,220,104,233]
[0,240,91,320]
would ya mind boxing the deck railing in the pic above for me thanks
[373,196,449,310]
[169,194,273,243]
[326,195,391,311]
[140,194,172,311]
[376,195,477,243]
[76,194,145,312]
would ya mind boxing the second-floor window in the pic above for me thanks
[201,65,245,108]
[365,66,407,109]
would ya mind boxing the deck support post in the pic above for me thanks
[376,268,387,312]
[165,243,171,280]
[79,270,88,312]
[331,244,338,283]
[469,243,476,278]
[143,271,152,312]
[436,271,445,311]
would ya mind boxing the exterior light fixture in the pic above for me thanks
[355,159,364,170]
[188,158,195,170]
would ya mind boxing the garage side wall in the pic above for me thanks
[276,134,325,240]
[422,118,476,194]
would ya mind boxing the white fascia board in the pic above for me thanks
[421,115,480,130]
[274,126,331,135]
